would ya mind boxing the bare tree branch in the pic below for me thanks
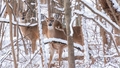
[6,0,17,68]
[80,0,120,30]
[0,18,38,26]
[75,12,120,56]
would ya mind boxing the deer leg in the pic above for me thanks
[58,44,64,67]
[31,39,36,53]
[48,43,55,68]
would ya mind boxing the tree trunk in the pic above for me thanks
[64,0,75,68]
[48,0,51,17]
[6,0,17,68]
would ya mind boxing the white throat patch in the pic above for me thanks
[48,26,54,30]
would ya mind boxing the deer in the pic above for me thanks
[19,9,39,53]
[45,17,84,67]
[19,9,47,53]
[19,10,68,67]
[19,10,84,67]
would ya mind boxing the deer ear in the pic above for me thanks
[45,18,49,22]
[19,9,23,16]
[41,14,47,21]
[19,9,22,13]
[53,13,60,20]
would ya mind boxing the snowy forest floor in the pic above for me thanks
[0,3,120,68]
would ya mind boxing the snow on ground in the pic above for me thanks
[0,0,120,68]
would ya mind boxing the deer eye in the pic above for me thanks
[46,19,48,22]
[22,17,24,20]
[50,20,54,22]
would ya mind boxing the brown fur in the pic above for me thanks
[45,17,84,67]
[19,11,48,53]
[19,10,39,53]
[20,26,39,53]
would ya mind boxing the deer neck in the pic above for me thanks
[47,26,56,38]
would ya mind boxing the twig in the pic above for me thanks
[6,0,17,68]
[0,5,6,17]
[75,13,120,56]
[25,50,40,67]
[0,18,38,27]
[80,0,120,30]
[106,0,119,25]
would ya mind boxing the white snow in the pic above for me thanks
[0,18,38,26]
[70,14,77,36]
[37,0,47,67]
[111,0,120,12]
[81,0,120,30]
[43,38,83,50]
[0,0,120,68]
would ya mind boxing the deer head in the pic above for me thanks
[45,17,66,39]
[19,9,29,23]
[45,17,84,45]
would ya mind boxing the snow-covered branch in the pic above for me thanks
[111,0,120,12]
[37,0,47,67]
[75,11,120,56]
[0,18,38,26]
[43,38,83,50]
[74,11,111,34]
[70,14,77,36]
[54,6,64,12]
[80,0,120,30]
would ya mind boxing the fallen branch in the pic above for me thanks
[0,18,38,27]
[43,38,83,51]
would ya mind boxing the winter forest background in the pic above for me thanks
[0,0,120,68]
